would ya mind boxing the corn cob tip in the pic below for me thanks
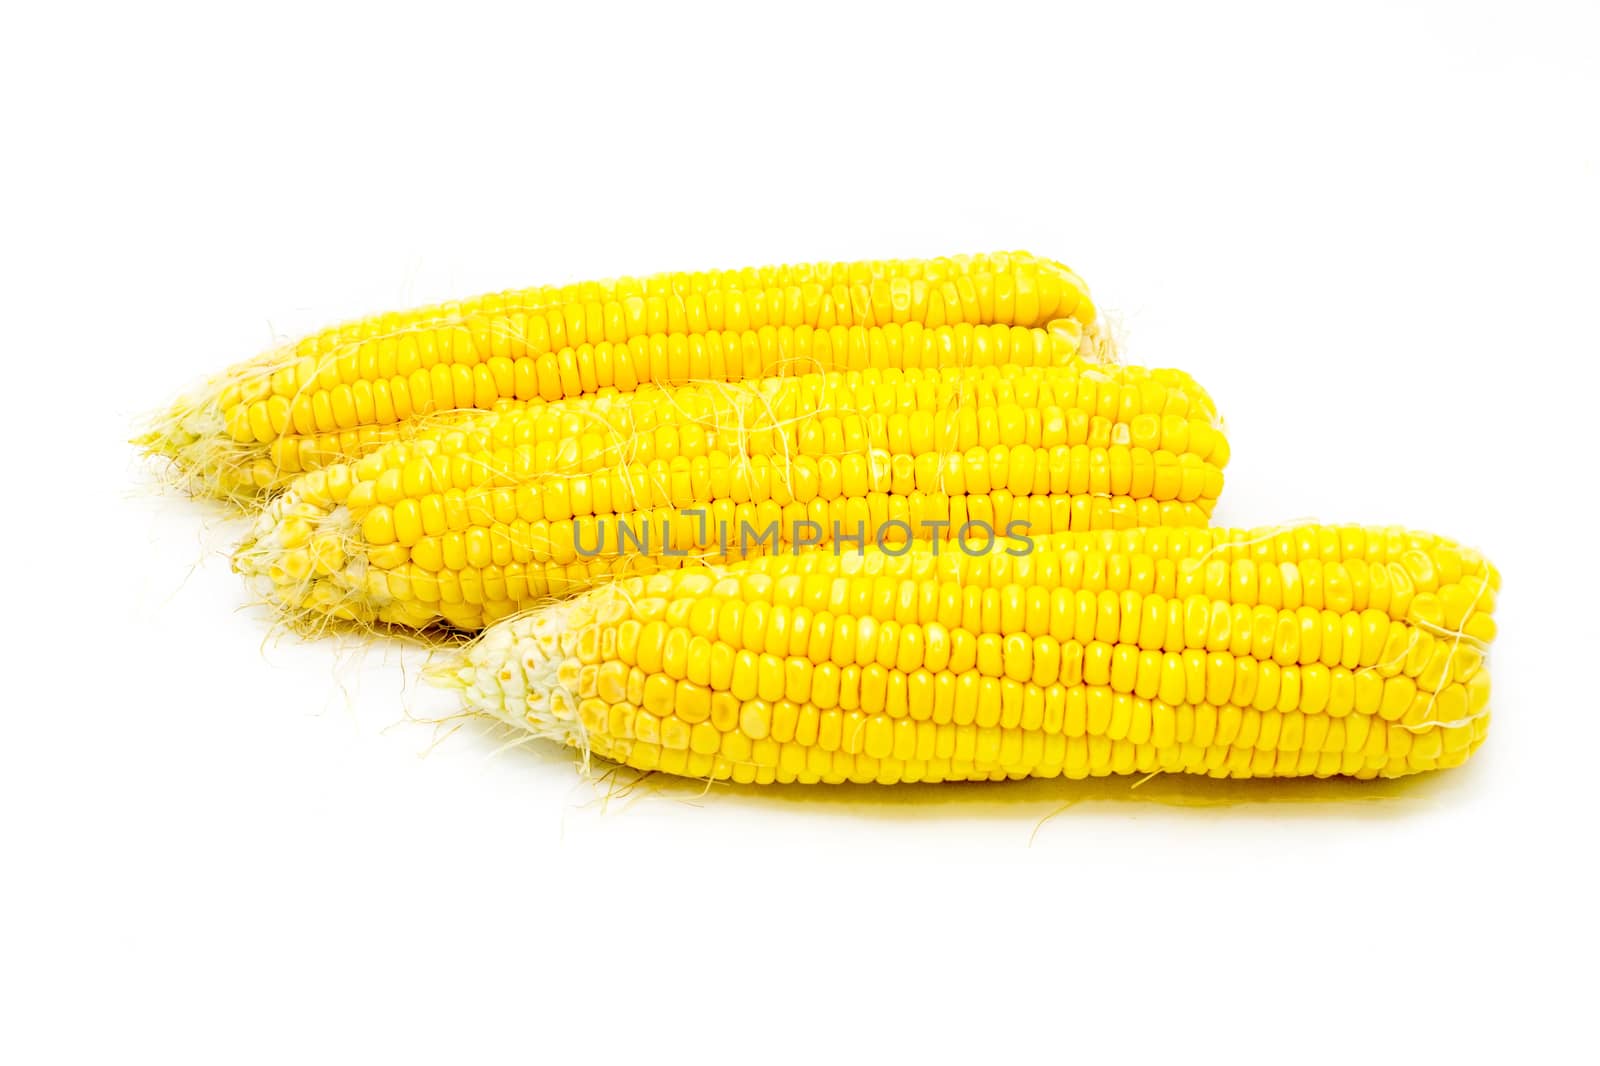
[232,469,579,637]
[135,407,249,505]
[434,603,593,762]
[135,354,295,505]
[233,486,390,634]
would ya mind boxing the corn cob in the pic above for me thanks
[141,252,1102,501]
[439,526,1497,784]
[235,357,1226,632]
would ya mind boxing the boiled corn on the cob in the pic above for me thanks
[142,252,1102,501]
[442,525,1497,784]
[236,358,1227,632]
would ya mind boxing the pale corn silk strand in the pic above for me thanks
[138,252,1109,504]
[432,521,1491,781]
[232,358,1225,638]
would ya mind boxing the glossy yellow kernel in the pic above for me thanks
[675,681,712,724]
[689,721,721,756]
[361,506,396,545]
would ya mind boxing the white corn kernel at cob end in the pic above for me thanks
[440,605,590,760]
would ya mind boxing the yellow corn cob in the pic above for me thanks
[235,357,1227,632]
[438,525,1497,784]
[141,252,1102,501]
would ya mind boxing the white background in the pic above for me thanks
[4,1,1597,1061]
